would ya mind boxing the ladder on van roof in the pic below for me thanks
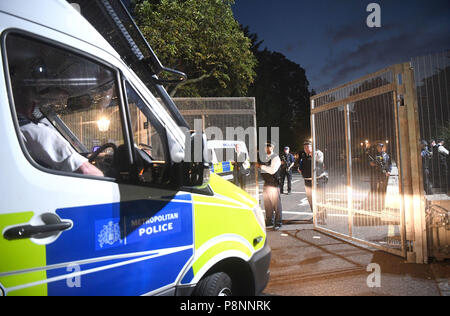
[68,0,190,129]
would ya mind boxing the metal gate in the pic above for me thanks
[310,64,423,258]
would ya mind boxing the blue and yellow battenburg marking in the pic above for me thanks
[0,175,263,296]
[210,161,234,174]
[0,194,194,296]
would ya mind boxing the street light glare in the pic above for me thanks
[97,117,110,132]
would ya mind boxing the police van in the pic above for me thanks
[0,0,270,296]
[208,140,250,181]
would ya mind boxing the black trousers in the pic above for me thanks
[439,163,448,193]
[369,175,389,210]
[233,170,246,190]
[280,168,292,193]
[423,168,433,195]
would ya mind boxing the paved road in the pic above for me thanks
[256,174,449,296]
[258,172,404,253]
[258,173,314,222]
[262,223,449,296]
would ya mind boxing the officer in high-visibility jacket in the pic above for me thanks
[256,142,283,230]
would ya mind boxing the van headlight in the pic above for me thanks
[253,205,266,231]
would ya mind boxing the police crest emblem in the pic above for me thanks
[98,221,122,249]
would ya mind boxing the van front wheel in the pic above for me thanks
[192,272,233,296]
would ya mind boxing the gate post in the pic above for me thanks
[394,63,428,263]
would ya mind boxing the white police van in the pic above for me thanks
[0,0,270,296]
[208,140,250,181]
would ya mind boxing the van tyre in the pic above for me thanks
[192,272,233,296]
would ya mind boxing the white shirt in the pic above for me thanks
[261,154,281,175]
[20,121,88,172]
[438,145,449,156]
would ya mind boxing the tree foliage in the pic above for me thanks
[439,121,450,146]
[245,28,311,152]
[133,0,256,97]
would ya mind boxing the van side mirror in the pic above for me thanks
[181,161,210,187]
[180,131,210,187]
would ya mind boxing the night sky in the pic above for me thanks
[232,0,450,92]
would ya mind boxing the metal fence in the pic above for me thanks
[311,54,450,262]
[175,98,259,200]
[412,51,450,260]
[60,97,259,199]
[412,51,450,196]
[311,66,415,258]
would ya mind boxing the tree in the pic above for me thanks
[244,28,311,152]
[439,121,450,146]
[133,0,256,97]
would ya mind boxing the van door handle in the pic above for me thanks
[3,222,72,241]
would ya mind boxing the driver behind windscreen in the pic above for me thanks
[13,83,104,177]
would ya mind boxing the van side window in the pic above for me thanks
[125,82,170,185]
[6,33,126,178]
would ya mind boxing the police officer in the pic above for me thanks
[256,142,283,230]
[298,141,313,211]
[13,84,103,177]
[232,143,250,190]
[421,140,433,195]
[298,141,328,214]
[368,143,392,210]
[280,146,295,195]
[436,140,449,193]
